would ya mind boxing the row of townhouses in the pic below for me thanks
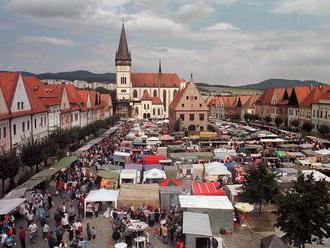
[0,72,113,150]
[42,79,116,91]
[208,85,330,131]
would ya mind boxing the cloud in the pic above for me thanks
[205,22,239,31]
[175,2,214,23]
[273,0,330,15]
[20,36,77,46]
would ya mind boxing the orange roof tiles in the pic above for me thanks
[151,96,162,105]
[131,73,181,88]
[141,90,152,101]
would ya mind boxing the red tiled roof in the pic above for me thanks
[100,94,112,106]
[131,73,181,88]
[291,86,313,106]
[301,86,330,107]
[22,76,48,114]
[65,84,82,105]
[0,72,19,109]
[151,96,162,105]
[169,82,190,110]
[141,90,152,101]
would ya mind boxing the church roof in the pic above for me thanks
[115,23,131,63]
[141,90,152,101]
[131,72,181,88]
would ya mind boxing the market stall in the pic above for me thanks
[84,189,119,218]
[192,182,226,196]
[0,198,26,215]
[204,162,232,182]
[118,184,160,209]
[143,168,166,184]
[120,169,140,184]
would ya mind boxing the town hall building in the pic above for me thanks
[115,23,185,119]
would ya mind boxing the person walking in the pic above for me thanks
[42,222,50,240]
[18,227,26,248]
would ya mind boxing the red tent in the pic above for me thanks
[143,155,165,165]
[159,178,183,187]
[192,182,226,196]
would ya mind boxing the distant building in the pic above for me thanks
[169,82,209,132]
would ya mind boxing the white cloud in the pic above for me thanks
[273,0,330,15]
[21,36,77,46]
[175,2,214,23]
[205,22,239,31]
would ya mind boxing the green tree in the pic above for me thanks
[244,113,252,122]
[20,138,47,172]
[0,149,21,193]
[291,119,299,129]
[275,116,283,127]
[318,124,330,137]
[302,121,313,133]
[264,116,272,124]
[252,113,260,121]
[276,174,330,248]
[240,163,278,215]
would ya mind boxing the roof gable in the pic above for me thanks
[10,73,32,112]
[0,85,9,114]
[61,87,70,110]
[169,82,208,111]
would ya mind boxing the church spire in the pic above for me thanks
[158,59,162,74]
[115,22,131,66]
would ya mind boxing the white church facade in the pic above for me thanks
[115,23,185,119]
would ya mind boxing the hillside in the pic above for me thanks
[240,79,326,90]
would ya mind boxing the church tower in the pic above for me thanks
[115,22,132,101]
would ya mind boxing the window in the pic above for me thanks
[199,104,202,107]
[186,96,189,100]
[153,109,155,115]
[199,114,205,121]
[194,96,197,100]
[133,90,138,98]
[34,119,37,129]
[3,127,6,138]
[163,90,167,112]
[27,121,30,130]
[75,113,78,121]
[200,126,204,131]
[153,90,157,97]
[121,89,126,93]
[144,104,146,110]
[189,114,194,121]
[22,122,25,132]
[17,102,20,110]
[147,104,150,110]
[21,102,24,109]
[120,77,127,84]
[182,104,184,107]
[179,114,184,120]
[158,108,160,115]
[13,124,16,135]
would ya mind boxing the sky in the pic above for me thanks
[0,0,330,85]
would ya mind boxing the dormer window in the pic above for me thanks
[17,101,24,110]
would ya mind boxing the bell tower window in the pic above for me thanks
[121,77,127,84]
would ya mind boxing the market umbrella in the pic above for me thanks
[234,202,254,213]
[159,178,183,187]
[160,134,175,141]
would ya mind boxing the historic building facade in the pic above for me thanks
[114,23,184,119]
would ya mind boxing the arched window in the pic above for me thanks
[158,108,160,115]
[135,107,139,115]
[133,90,138,98]
[153,108,155,115]
[163,90,167,112]
[143,89,148,95]
[173,89,178,96]
[153,90,157,97]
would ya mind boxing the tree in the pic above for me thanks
[240,163,278,215]
[207,124,216,132]
[291,119,299,129]
[20,137,47,172]
[244,113,252,122]
[276,174,330,248]
[264,116,272,124]
[302,121,313,133]
[0,149,21,193]
[318,124,330,137]
[173,119,182,132]
[275,116,283,127]
[252,113,260,121]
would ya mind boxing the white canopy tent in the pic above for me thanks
[213,148,237,160]
[146,137,160,146]
[204,162,231,181]
[302,170,330,182]
[120,169,139,184]
[143,168,166,183]
[0,198,26,215]
[315,149,330,156]
[84,189,119,218]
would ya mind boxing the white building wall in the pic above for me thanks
[32,112,48,140]
[0,120,10,150]
[11,115,32,146]
[48,106,61,131]
[70,111,80,128]
[80,111,88,127]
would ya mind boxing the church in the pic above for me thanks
[114,23,185,119]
